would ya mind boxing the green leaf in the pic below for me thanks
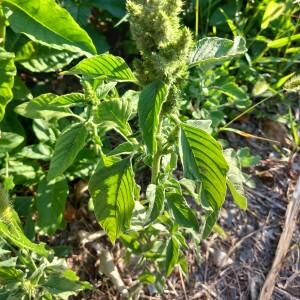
[0,132,24,154]
[179,123,228,238]
[165,236,180,276]
[0,48,16,121]
[224,149,247,210]
[65,54,137,82]
[4,0,96,55]
[144,184,165,225]
[15,93,73,120]
[15,41,80,72]
[88,156,136,243]
[138,81,168,155]
[49,93,85,107]
[48,123,88,180]
[268,34,300,48]
[94,98,132,136]
[36,177,68,234]
[41,262,91,299]
[0,189,49,256]
[166,193,198,231]
[189,36,247,69]
[261,1,286,30]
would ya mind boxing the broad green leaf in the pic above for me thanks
[165,236,179,276]
[0,132,24,154]
[48,123,88,180]
[166,193,198,231]
[15,41,80,72]
[12,75,32,100]
[224,149,247,210]
[88,156,136,243]
[15,94,73,120]
[138,81,168,154]
[261,1,286,30]
[4,0,96,55]
[94,99,132,136]
[49,93,85,107]
[0,188,49,256]
[108,142,135,156]
[0,48,16,121]
[36,177,69,234]
[189,36,247,69]
[179,123,228,238]
[144,184,165,225]
[65,54,137,82]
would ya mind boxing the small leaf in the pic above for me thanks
[166,236,180,276]
[144,184,165,225]
[36,177,69,234]
[15,94,73,120]
[166,193,198,230]
[224,149,247,210]
[138,81,168,155]
[4,0,96,55]
[88,156,136,243]
[179,123,228,238]
[268,34,300,48]
[189,36,247,69]
[48,123,88,180]
[94,98,132,136]
[0,48,16,121]
[65,54,137,82]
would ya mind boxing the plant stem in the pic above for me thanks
[151,118,163,184]
[0,5,6,47]
[195,0,199,39]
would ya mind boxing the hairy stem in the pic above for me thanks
[0,5,6,47]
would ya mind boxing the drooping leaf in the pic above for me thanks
[189,36,247,69]
[138,81,168,155]
[4,0,96,55]
[166,193,198,231]
[36,177,69,234]
[15,93,73,120]
[48,123,88,180]
[0,48,16,121]
[179,123,229,238]
[94,98,132,136]
[0,188,49,256]
[165,236,180,276]
[65,54,137,82]
[88,156,136,243]
[15,41,81,72]
[144,184,165,225]
[224,149,247,210]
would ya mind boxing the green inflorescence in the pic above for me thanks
[127,0,193,113]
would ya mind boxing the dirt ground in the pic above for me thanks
[59,133,300,300]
